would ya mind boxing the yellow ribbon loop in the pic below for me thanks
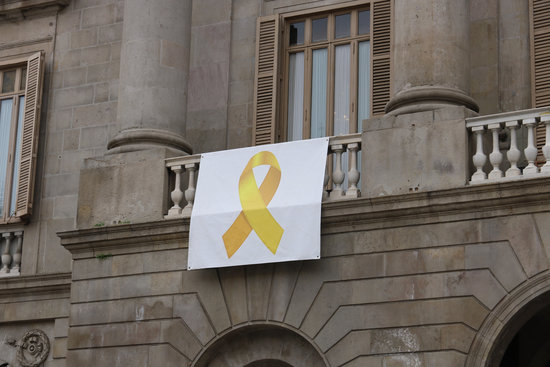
[222,151,284,258]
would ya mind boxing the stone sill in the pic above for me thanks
[0,0,69,19]
[60,176,550,255]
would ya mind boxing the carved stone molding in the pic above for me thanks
[5,329,50,367]
[0,0,69,20]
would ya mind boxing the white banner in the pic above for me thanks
[188,138,329,270]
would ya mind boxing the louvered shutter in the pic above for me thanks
[253,15,279,145]
[530,0,550,163]
[15,52,44,218]
[372,0,391,116]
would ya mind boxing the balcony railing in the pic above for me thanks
[0,230,23,277]
[466,107,550,184]
[165,134,362,219]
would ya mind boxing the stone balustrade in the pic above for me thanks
[165,134,362,219]
[0,230,23,276]
[466,107,550,184]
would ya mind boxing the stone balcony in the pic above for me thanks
[163,106,550,221]
[164,134,362,220]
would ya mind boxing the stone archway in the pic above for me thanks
[466,272,550,367]
[192,324,328,367]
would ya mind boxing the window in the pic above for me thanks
[529,0,550,163]
[0,52,44,224]
[284,8,371,141]
[252,0,391,145]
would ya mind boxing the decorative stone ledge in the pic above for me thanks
[0,272,71,302]
[60,176,550,252]
[0,0,69,19]
[322,176,550,233]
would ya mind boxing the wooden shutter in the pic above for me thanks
[530,0,550,163]
[371,0,391,116]
[252,15,279,145]
[15,51,44,218]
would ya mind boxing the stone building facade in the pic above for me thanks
[0,0,549,366]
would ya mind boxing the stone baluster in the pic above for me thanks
[488,123,503,179]
[11,231,22,274]
[165,166,184,218]
[542,115,550,173]
[323,164,329,200]
[345,143,361,198]
[1,233,13,273]
[523,118,539,175]
[471,126,487,181]
[330,144,345,199]
[182,162,198,217]
[505,121,521,177]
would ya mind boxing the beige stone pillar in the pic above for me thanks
[386,0,479,115]
[108,0,192,153]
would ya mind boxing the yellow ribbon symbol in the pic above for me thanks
[222,151,284,258]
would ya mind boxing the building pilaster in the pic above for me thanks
[386,0,478,115]
[108,0,193,153]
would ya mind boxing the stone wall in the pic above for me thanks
[60,178,550,366]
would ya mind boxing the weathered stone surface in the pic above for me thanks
[67,321,161,348]
[219,266,248,325]
[246,263,273,321]
[66,346,149,366]
[173,294,216,345]
[71,272,182,302]
[267,261,301,322]
[148,344,190,367]
[70,296,173,325]
[76,148,173,228]
[160,319,202,361]
[181,269,231,333]
[314,297,488,352]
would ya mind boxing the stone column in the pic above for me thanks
[386,0,479,115]
[108,0,193,154]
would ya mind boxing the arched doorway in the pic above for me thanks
[245,360,293,367]
[192,324,327,367]
[465,273,550,367]
[498,301,550,367]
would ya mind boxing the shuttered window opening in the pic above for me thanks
[252,0,392,144]
[530,0,550,163]
[0,52,44,223]
[253,16,279,145]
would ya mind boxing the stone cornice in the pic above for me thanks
[322,176,550,233]
[59,219,189,256]
[59,177,550,253]
[0,0,69,19]
[0,272,71,301]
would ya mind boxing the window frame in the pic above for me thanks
[280,2,374,142]
[0,52,44,225]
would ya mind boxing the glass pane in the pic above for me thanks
[20,68,26,91]
[0,99,14,217]
[289,22,305,46]
[335,13,351,39]
[358,41,371,132]
[334,45,350,135]
[287,52,304,141]
[358,10,371,35]
[2,70,16,93]
[10,96,24,216]
[312,17,328,42]
[311,48,328,138]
